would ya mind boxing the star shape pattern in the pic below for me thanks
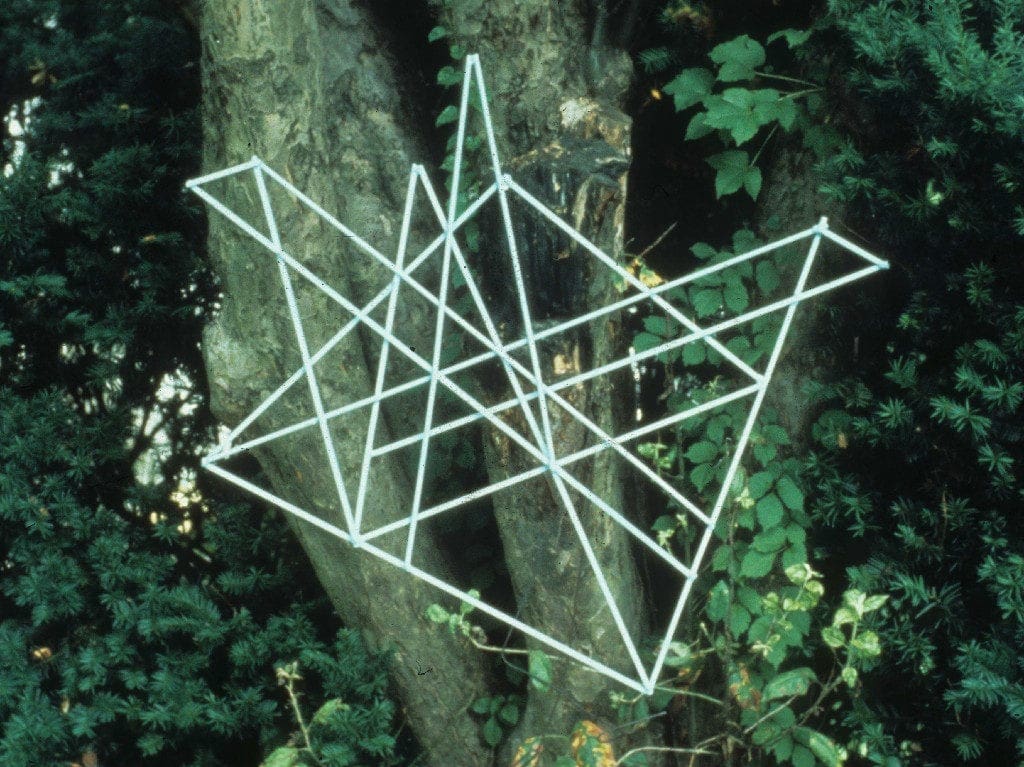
[187,55,888,695]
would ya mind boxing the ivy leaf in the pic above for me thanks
[472,697,492,714]
[482,716,503,747]
[511,738,544,767]
[709,35,766,81]
[435,105,459,126]
[437,65,461,86]
[763,667,815,700]
[570,720,616,767]
[663,67,714,111]
[740,549,774,578]
[706,151,760,199]
[427,25,448,42]
[528,650,552,692]
[499,702,520,725]
[767,28,812,48]
[756,493,785,528]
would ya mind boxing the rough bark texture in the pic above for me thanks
[200,1,651,765]
[757,142,845,441]
[199,3,493,765]
[436,0,650,743]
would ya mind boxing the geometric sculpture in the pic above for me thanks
[187,55,887,695]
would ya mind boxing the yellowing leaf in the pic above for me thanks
[510,737,544,767]
[570,720,615,766]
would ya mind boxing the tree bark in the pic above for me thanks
[199,1,650,763]
[199,3,494,765]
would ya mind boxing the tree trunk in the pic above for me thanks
[198,1,650,764]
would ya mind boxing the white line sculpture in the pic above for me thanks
[187,55,888,696]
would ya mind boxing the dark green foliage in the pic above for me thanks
[804,0,1024,763]
[0,2,405,766]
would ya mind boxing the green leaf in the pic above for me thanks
[685,441,718,463]
[261,747,303,767]
[851,630,881,657]
[483,716,503,747]
[743,165,763,199]
[643,315,672,336]
[776,476,804,511]
[528,649,552,692]
[691,288,722,317]
[841,666,858,687]
[763,667,815,700]
[801,728,847,767]
[821,625,845,648]
[752,526,787,553]
[427,25,447,42]
[767,28,812,48]
[791,744,815,767]
[749,471,774,499]
[763,424,790,445]
[435,105,459,126]
[754,442,777,465]
[554,757,577,767]
[709,35,766,81]
[755,260,780,293]
[863,594,889,612]
[703,95,761,145]
[730,603,752,635]
[690,462,716,491]
[426,604,449,623]
[691,242,717,260]
[707,580,730,621]
[740,549,774,578]
[437,65,461,86]
[706,151,759,199]
[757,493,785,528]
[724,280,750,312]
[683,342,706,366]
[685,111,714,141]
[663,67,715,111]
[634,331,662,352]
[499,702,519,725]
[472,697,492,714]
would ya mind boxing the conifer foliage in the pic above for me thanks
[0,3,404,766]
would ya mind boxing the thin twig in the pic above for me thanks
[468,635,531,656]
[753,71,820,88]
[616,745,716,765]
[634,222,678,261]
[277,665,317,759]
